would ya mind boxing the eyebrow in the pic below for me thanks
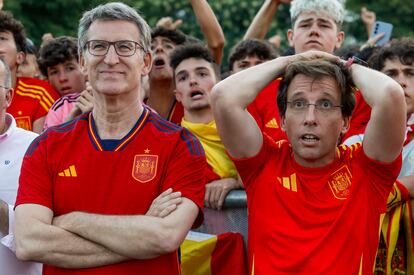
[297,18,333,25]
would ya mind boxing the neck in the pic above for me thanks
[184,107,214,124]
[147,78,176,119]
[12,70,17,89]
[92,93,143,140]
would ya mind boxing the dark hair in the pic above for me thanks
[0,11,26,53]
[277,58,355,118]
[38,36,79,77]
[369,38,414,71]
[170,43,220,79]
[151,26,187,46]
[228,39,277,71]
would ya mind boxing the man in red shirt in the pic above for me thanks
[246,0,370,142]
[14,3,205,274]
[0,11,59,133]
[211,49,405,274]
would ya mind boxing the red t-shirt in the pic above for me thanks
[16,108,206,275]
[8,77,60,131]
[232,135,401,275]
[247,79,287,142]
[343,89,372,141]
[168,100,184,125]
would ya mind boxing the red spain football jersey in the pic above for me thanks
[232,135,401,275]
[8,77,60,131]
[16,107,206,275]
[168,100,184,125]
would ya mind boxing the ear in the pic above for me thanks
[174,89,182,102]
[16,51,25,66]
[335,31,345,50]
[287,29,295,47]
[281,115,287,132]
[341,115,351,135]
[5,88,13,108]
[141,51,153,76]
[79,55,88,75]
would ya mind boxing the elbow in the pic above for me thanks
[158,229,185,254]
[209,37,225,51]
[15,238,36,261]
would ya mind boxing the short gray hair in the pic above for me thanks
[78,2,151,55]
[290,0,345,28]
[0,58,12,88]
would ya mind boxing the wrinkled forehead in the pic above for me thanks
[293,11,338,28]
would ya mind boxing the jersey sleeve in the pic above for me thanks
[357,146,402,213]
[161,128,207,227]
[15,135,54,210]
[231,133,271,189]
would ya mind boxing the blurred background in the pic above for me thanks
[5,0,414,67]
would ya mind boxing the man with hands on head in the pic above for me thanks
[211,50,406,274]
[14,2,205,275]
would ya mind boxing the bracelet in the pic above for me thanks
[342,56,368,71]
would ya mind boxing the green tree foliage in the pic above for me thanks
[4,0,413,64]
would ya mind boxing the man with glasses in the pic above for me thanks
[14,3,205,274]
[0,58,40,274]
[211,50,406,274]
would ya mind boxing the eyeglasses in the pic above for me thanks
[85,40,144,57]
[0,85,10,90]
[287,99,342,114]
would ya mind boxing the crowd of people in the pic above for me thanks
[0,0,413,274]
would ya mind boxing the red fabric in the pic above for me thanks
[342,89,371,141]
[205,164,221,183]
[211,233,247,275]
[232,136,401,275]
[247,79,287,142]
[8,77,60,131]
[169,100,184,125]
[211,232,247,275]
[16,108,206,275]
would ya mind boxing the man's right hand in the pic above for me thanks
[146,188,182,218]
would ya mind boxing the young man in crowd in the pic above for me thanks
[171,43,242,210]
[0,59,41,275]
[37,36,89,129]
[14,3,205,274]
[0,11,59,133]
[211,48,405,274]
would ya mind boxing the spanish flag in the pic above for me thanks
[181,232,247,275]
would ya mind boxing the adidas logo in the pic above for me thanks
[265,118,279,128]
[58,165,77,177]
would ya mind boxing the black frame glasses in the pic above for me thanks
[85,40,144,57]
[0,85,10,90]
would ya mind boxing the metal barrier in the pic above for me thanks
[195,190,248,244]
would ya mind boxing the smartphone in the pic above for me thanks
[370,21,393,46]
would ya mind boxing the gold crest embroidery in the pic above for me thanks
[328,165,352,200]
[132,154,158,183]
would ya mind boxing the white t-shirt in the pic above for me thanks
[0,113,41,275]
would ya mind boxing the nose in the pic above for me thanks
[309,23,321,37]
[395,73,407,89]
[58,71,68,82]
[189,73,198,87]
[104,44,120,65]
[303,105,318,126]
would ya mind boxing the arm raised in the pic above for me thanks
[351,64,406,162]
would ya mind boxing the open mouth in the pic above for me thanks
[153,58,166,68]
[190,90,203,99]
[301,134,320,142]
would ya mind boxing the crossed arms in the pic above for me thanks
[14,189,196,269]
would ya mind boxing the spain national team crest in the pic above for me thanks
[132,154,158,183]
[328,165,352,200]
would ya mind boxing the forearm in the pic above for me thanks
[244,0,279,40]
[0,199,8,236]
[57,212,175,259]
[212,55,289,109]
[190,0,225,64]
[15,206,128,268]
[350,64,404,108]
